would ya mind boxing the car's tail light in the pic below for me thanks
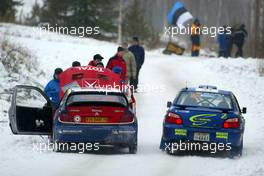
[120,112,134,123]
[165,112,182,125]
[59,112,82,123]
[223,118,240,128]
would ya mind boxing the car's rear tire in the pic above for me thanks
[229,140,243,158]
[129,144,137,154]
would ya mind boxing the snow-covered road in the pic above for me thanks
[0,24,264,176]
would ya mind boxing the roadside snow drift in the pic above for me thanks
[0,24,264,176]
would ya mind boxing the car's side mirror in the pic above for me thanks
[167,101,172,108]
[242,107,247,114]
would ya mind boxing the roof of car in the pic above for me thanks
[68,87,122,93]
[182,86,232,95]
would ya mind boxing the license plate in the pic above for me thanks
[86,117,108,123]
[193,133,210,142]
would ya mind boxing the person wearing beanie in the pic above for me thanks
[106,47,127,81]
[44,68,63,106]
[88,54,104,66]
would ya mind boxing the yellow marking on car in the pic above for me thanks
[175,129,187,136]
[221,113,228,119]
[216,132,228,140]
[86,117,108,123]
[189,114,216,126]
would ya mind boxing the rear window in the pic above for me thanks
[174,91,233,110]
[66,94,128,107]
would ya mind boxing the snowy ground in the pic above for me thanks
[0,24,264,176]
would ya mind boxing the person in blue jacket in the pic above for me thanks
[128,37,145,91]
[44,68,63,106]
[217,27,228,58]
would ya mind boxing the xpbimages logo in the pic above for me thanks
[164,141,232,154]
[33,23,100,37]
[32,141,100,153]
[164,25,232,38]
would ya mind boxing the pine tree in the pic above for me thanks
[123,0,160,48]
[0,0,22,22]
[259,0,264,58]
[123,0,152,41]
[26,1,41,25]
[37,0,118,36]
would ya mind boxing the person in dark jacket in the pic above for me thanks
[191,19,201,57]
[128,37,145,90]
[88,54,104,66]
[44,68,63,106]
[106,47,127,81]
[233,24,248,57]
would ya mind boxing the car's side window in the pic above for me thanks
[16,87,47,108]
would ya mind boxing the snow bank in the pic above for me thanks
[0,23,264,176]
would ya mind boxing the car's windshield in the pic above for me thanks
[66,94,128,107]
[174,91,233,110]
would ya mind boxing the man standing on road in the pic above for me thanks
[122,42,137,84]
[128,37,145,91]
[233,24,248,58]
[191,19,201,57]
[106,47,127,82]
[44,68,63,107]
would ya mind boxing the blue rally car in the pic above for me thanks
[8,86,138,154]
[160,85,246,157]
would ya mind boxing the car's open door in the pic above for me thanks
[9,85,55,135]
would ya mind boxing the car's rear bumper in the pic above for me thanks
[53,122,137,146]
[160,123,244,150]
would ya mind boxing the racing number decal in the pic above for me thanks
[189,114,216,126]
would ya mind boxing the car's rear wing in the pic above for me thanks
[59,66,122,98]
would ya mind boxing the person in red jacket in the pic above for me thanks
[106,47,127,81]
[88,54,104,66]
